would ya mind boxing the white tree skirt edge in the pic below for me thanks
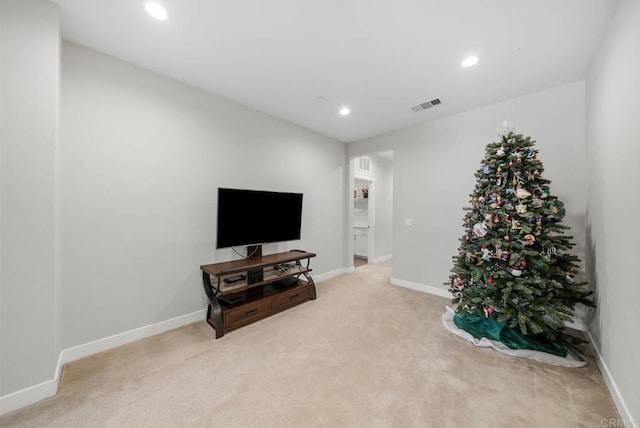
[442,306,587,368]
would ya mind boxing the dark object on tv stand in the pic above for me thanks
[217,293,245,305]
[246,244,262,259]
[246,244,263,283]
[223,274,246,284]
[272,277,299,289]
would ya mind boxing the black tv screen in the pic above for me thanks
[216,187,303,249]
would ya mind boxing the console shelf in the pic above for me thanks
[200,250,316,338]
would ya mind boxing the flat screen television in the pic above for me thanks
[216,187,303,250]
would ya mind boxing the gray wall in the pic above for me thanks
[348,81,587,294]
[586,0,640,422]
[59,42,347,349]
[0,0,60,395]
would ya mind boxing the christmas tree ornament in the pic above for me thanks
[515,187,532,199]
[489,193,501,208]
[487,278,493,284]
[530,198,543,208]
[523,234,536,245]
[510,268,523,277]
[480,245,491,260]
[497,120,517,137]
[473,222,488,237]
[497,146,506,156]
[516,203,528,214]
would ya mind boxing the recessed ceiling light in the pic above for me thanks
[145,1,168,20]
[461,56,479,68]
[339,107,351,116]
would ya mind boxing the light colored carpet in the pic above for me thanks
[1,261,619,427]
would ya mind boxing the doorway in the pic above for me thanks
[353,176,373,267]
[350,152,393,269]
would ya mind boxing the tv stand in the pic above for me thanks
[200,250,316,338]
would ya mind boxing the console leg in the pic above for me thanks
[302,272,317,300]
[206,300,224,339]
[202,271,224,338]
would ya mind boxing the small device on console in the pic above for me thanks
[272,276,299,290]
[223,274,246,284]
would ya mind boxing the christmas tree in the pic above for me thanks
[446,122,594,355]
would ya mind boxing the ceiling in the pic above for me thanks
[51,0,617,143]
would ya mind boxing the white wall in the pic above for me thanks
[586,0,640,424]
[370,155,393,261]
[0,0,59,396]
[59,41,347,349]
[348,81,587,294]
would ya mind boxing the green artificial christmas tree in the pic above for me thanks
[446,122,594,356]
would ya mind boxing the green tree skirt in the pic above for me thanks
[453,313,567,357]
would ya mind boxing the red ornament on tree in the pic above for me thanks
[487,278,493,284]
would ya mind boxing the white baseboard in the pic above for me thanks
[0,309,205,416]
[314,267,349,283]
[0,378,59,416]
[390,277,451,299]
[371,254,392,264]
[585,330,638,428]
[564,318,586,331]
[57,309,206,370]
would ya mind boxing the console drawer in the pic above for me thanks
[224,299,275,330]
[276,285,311,311]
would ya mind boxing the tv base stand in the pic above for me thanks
[200,250,316,338]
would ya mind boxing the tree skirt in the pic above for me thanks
[442,306,587,367]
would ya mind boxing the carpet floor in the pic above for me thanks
[0,261,620,427]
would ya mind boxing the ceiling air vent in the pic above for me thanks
[411,98,442,112]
